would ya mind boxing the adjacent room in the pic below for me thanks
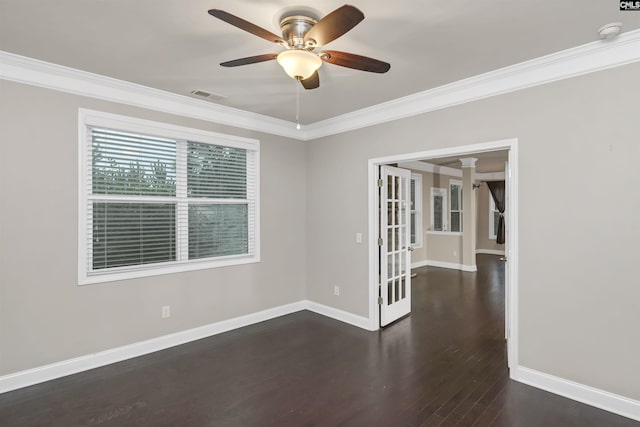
[1,1,639,426]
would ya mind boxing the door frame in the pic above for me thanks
[367,138,519,370]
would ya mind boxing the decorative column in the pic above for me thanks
[460,158,477,271]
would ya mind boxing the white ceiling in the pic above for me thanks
[1,1,637,124]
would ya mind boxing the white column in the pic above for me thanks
[460,158,477,271]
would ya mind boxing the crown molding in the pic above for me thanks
[398,160,506,180]
[398,160,462,177]
[0,51,303,140]
[303,29,640,140]
[1,29,639,142]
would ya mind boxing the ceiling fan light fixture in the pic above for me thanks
[276,49,322,80]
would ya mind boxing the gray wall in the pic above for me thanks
[409,169,464,265]
[0,80,307,375]
[2,63,639,403]
[306,63,640,400]
[426,233,463,264]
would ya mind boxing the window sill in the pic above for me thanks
[79,255,260,285]
[426,231,463,236]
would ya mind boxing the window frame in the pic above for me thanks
[489,195,500,240]
[78,109,260,285]
[430,187,448,232]
[449,179,463,233]
[410,173,423,248]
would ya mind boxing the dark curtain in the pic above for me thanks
[487,181,506,244]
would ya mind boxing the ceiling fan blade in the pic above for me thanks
[220,54,278,67]
[322,50,390,73]
[300,71,320,90]
[208,9,286,44]
[304,5,364,46]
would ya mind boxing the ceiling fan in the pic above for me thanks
[208,4,390,90]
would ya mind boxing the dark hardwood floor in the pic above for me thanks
[1,255,637,426]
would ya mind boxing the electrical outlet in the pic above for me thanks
[334,286,340,296]
[161,305,171,318]
[453,250,457,257]
[355,232,362,244]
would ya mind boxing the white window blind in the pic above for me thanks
[89,128,178,271]
[185,141,255,261]
[79,110,260,285]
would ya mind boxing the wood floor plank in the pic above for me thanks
[0,255,637,426]
[470,385,508,427]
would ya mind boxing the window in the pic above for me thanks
[450,180,463,232]
[410,174,423,248]
[79,109,260,284]
[489,196,500,240]
[430,188,447,231]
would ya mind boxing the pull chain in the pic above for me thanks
[295,79,301,130]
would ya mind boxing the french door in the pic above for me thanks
[379,165,412,326]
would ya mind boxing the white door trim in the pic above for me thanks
[367,138,519,370]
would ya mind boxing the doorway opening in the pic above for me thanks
[367,138,518,370]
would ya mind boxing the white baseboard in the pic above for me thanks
[512,366,640,422]
[475,249,506,256]
[303,300,374,331]
[413,259,477,272]
[3,305,639,424]
[411,260,429,269]
[0,300,375,394]
[0,301,306,394]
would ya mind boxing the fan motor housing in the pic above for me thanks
[279,15,318,48]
